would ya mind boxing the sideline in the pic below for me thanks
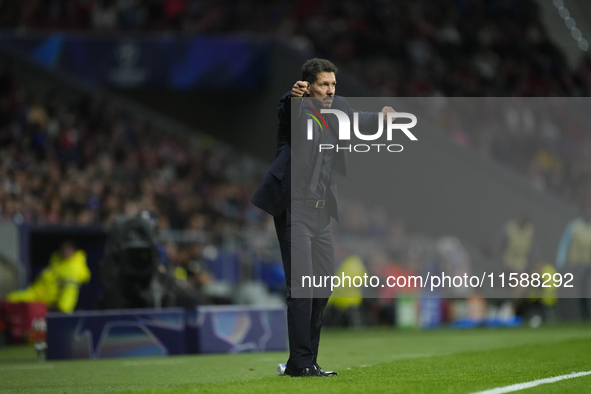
[470,371,591,394]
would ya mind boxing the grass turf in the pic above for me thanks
[0,323,590,394]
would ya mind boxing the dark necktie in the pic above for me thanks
[308,121,323,193]
[309,149,322,193]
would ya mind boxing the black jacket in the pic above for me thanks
[251,92,377,221]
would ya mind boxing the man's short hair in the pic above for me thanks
[301,58,338,84]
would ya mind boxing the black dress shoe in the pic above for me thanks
[284,366,322,377]
[314,363,338,376]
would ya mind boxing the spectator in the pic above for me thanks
[555,198,591,319]
[499,215,536,274]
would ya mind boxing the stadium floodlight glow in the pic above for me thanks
[555,3,588,52]
[571,28,582,41]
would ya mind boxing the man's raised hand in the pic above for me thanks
[291,81,310,98]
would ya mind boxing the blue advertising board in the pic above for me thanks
[186,305,287,354]
[0,33,269,89]
[46,306,287,360]
[46,308,186,360]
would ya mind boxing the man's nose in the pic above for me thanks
[327,87,334,95]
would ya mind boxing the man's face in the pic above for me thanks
[308,72,336,109]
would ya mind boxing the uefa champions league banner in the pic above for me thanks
[186,305,287,354]
[46,309,187,360]
[0,32,268,89]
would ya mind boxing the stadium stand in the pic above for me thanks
[2,0,591,209]
[0,56,279,306]
[0,60,266,229]
[0,0,589,321]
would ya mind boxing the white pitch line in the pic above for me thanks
[470,371,591,394]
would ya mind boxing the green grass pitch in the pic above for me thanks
[1,324,590,394]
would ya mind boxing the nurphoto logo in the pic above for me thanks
[305,108,418,153]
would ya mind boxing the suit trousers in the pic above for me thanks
[274,202,335,369]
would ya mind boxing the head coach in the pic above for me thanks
[251,58,395,377]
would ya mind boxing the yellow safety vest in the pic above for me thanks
[8,250,91,313]
[328,255,366,309]
[567,221,591,265]
[503,221,533,272]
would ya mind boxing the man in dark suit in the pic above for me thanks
[252,58,393,377]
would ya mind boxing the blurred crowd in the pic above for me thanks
[421,97,591,209]
[0,62,265,234]
[3,0,591,208]
[0,60,279,302]
[2,0,589,94]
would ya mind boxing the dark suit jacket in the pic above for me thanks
[251,92,378,221]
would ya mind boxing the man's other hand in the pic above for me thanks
[382,106,396,121]
[292,81,310,98]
